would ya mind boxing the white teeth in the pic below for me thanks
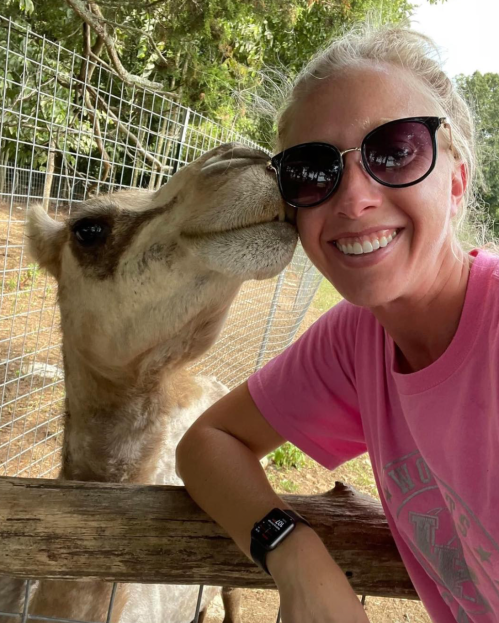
[335,229,399,256]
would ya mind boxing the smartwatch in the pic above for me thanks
[250,507,311,574]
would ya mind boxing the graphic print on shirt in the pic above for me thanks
[382,451,499,622]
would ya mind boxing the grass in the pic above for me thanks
[278,478,299,493]
[5,263,41,293]
[6,277,18,291]
[267,442,308,494]
[26,263,40,284]
[312,278,343,313]
[269,441,306,469]
[331,455,380,499]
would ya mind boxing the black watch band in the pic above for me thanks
[250,507,311,574]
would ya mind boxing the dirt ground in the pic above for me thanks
[0,201,430,622]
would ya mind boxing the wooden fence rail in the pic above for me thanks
[0,476,417,599]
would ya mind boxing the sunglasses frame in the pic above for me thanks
[270,116,450,208]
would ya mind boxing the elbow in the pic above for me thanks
[175,426,194,482]
[176,421,211,482]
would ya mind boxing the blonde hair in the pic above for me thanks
[276,24,492,250]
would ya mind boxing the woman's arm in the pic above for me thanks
[177,381,287,555]
[176,380,369,623]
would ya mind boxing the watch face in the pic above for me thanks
[252,508,295,551]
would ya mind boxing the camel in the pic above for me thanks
[0,142,297,623]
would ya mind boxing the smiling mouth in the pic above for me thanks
[332,228,402,256]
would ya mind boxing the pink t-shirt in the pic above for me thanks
[248,249,499,623]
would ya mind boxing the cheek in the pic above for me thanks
[396,170,452,225]
[297,209,323,240]
[296,211,322,258]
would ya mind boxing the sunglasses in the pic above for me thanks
[269,116,451,208]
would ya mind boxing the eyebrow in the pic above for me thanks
[360,117,394,131]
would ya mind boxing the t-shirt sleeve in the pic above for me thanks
[248,300,367,470]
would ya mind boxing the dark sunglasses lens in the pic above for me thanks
[364,121,435,186]
[279,144,341,207]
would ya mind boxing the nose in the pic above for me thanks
[328,151,383,219]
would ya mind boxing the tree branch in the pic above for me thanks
[89,14,171,68]
[83,90,111,184]
[145,0,172,8]
[53,74,168,174]
[85,84,169,172]
[78,21,105,85]
[64,0,176,94]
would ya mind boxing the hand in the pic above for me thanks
[268,526,370,623]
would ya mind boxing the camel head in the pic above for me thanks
[26,143,297,378]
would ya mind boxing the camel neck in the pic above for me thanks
[60,348,173,484]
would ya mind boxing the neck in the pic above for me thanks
[60,346,192,484]
[58,290,236,483]
[372,247,472,373]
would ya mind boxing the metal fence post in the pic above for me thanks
[173,107,191,174]
[255,271,286,371]
[285,274,322,348]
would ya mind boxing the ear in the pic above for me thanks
[25,205,67,278]
[450,162,467,218]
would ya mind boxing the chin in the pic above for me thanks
[336,283,399,310]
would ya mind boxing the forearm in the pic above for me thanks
[176,423,286,558]
[176,379,369,622]
[177,423,369,622]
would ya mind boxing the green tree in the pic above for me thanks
[457,72,499,234]
[4,0,416,145]
[3,0,449,197]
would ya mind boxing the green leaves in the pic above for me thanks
[269,442,306,469]
[3,0,416,171]
[457,72,499,235]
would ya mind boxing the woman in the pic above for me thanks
[177,25,498,623]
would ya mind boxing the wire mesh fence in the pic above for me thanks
[0,14,322,482]
[0,13,322,623]
[1,582,280,623]
[0,581,281,623]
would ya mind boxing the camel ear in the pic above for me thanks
[25,205,67,278]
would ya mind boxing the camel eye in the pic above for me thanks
[73,220,109,246]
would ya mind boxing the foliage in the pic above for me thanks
[278,478,299,493]
[269,442,306,469]
[456,72,499,235]
[26,262,40,284]
[2,0,416,155]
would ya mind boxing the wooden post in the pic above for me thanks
[0,476,417,599]
[41,138,56,212]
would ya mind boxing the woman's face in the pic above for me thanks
[285,64,465,309]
